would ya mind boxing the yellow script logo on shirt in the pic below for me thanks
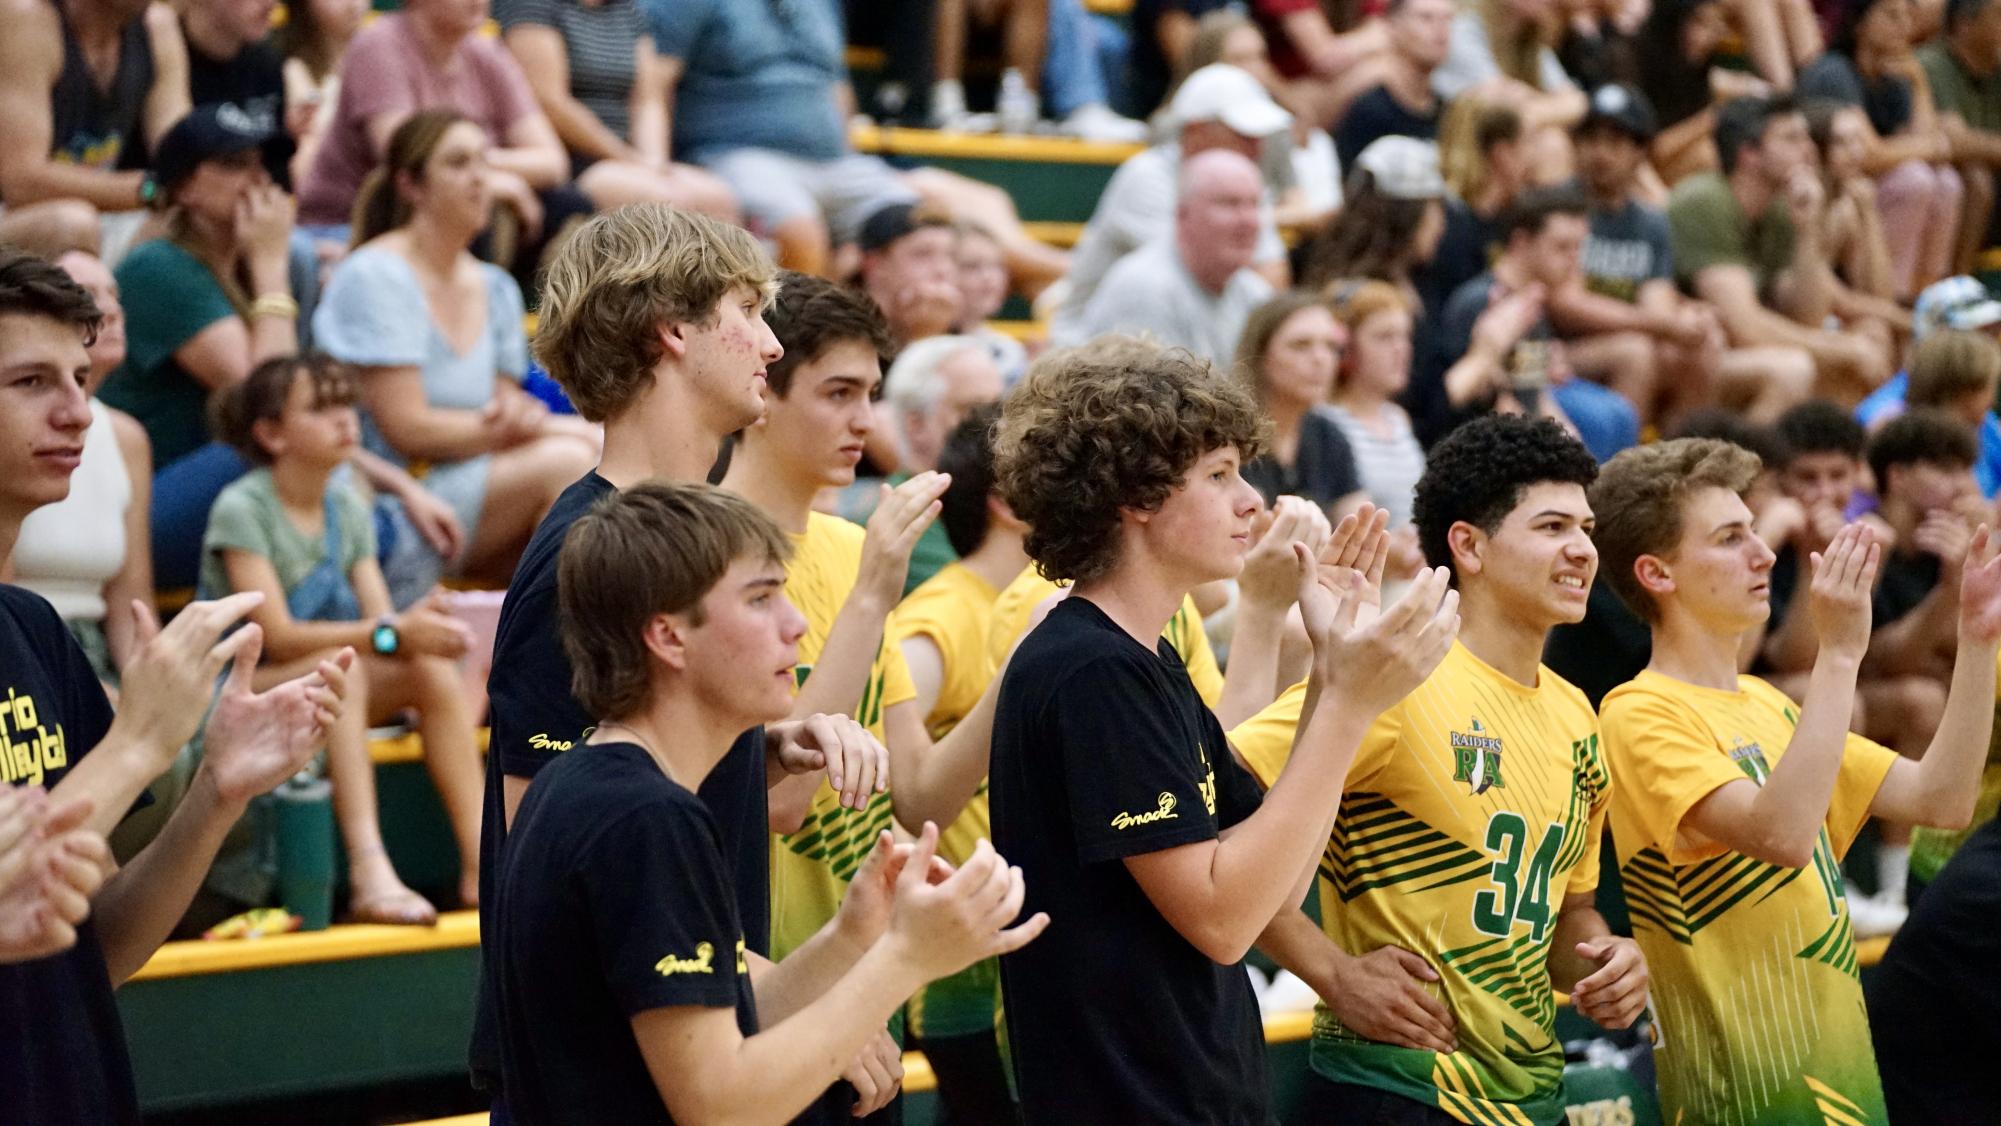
[1112,792,1180,830]
[655,942,716,976]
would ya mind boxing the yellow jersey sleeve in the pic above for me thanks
[1166,596,1224,708]
[1736,678,1898,860]
[878,611,919,715]
[1228,679,1403,793]
[1599,683,1748,868]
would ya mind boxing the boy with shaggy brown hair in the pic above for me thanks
[472,205,892,1110]
[492,480,1045,1125]
[987,335,1458,1123]
[1591,436,2001,1125]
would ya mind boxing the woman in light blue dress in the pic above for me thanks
[315,110,597,606]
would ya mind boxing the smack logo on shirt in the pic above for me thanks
[1111,792,1180,830]
[656,942,719,976]
[1450,718,1505,795]
[527,726,593,754]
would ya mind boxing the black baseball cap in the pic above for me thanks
[153,103,285,188]
[857,202,955,255]
[1578,84,1658,144]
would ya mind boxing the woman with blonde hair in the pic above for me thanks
[1421,99,1527,316]
[1233,291,1364,515]
[1433,0,1586,177]
[314,110,597,606]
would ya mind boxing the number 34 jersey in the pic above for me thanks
[1238,641,1610,1126]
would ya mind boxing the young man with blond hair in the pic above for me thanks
[470,205,891,1111]
[1589,437,2001,1125]
[988,333,1460,1123]
[493,479,1045,1124]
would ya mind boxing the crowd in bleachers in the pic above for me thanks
[4,0,2001,1122]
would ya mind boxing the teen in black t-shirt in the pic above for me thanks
[495,740,759,1124]
[494,480,1043,1125]
[471,207,890,1101]
[471,473,773,1084]
[0,586,132,1124]
[1868,816,2001,1122]
[990,596,1270,1123]
[0,248,350,1125]
[987,336,1457,1124]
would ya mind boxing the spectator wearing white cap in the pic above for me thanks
[1304,135,1450,308]
[1071,148,1276,368]
[1856,274,2001,497]
[1048,63,1293,344]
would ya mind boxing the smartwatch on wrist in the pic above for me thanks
[370,615,400,656]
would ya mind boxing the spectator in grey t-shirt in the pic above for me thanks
[1073,149,1275,369]
[1051,64,1292,346]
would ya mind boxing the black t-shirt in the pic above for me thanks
[1867,816,2001,1123]
[990,597,1270,1125]
[183,29,294,187]
[1873,548,1942,627]
[472,473,771,1084]
[0,585,134,1124]
[1415,271,1558,447]
[1127,0,1238,118]
[1333,85,1440,175]
[1541,580,1650,710]
[496,740,759,1125]
[1243,410,1362,511]
[1765,543,1804,634]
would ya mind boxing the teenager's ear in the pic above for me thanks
[657,318,690,363]
[1445,520,1484,577]
[641,612,691,673]
[1633,553,1675,600]
[988,493,1026,533]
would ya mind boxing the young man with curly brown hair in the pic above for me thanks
[986,334,1461,1124]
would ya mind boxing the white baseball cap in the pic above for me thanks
[1169,64,1293,139]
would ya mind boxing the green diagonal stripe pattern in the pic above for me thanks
[1322,793,1493,902]
[782,795,897,882]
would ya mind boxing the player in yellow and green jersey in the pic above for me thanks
[1588,436,2001,1126]
[1240,414,1650,1126]
[718,274,1008,1123]
[886,404,1026,1124]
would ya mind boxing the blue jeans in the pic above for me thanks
[152,443,250,590]
[1552,379,1640,463]
[1042,0,1106,116]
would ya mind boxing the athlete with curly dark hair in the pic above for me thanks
[1241,413,1649,1125]
[987,333,1460,1124]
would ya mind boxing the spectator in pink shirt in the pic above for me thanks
[296,0,586,268]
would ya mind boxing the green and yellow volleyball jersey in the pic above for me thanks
[889,560,1008,1040]
[985,570,1223,708]
[771,513,917,964]
[1240,641,1608,1126]
[1599,671,1897,1126]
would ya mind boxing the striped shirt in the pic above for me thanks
[1326,402,1426,528]
[493,0,642,139]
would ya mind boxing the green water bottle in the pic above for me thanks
[273,769,336,931]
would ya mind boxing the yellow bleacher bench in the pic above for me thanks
[129,909,480,982]
[850,124,1142,166]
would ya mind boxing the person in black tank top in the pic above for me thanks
[0,0,188,254]
[48,0,156,171]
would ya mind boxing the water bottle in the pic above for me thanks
[272,768,336,931]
